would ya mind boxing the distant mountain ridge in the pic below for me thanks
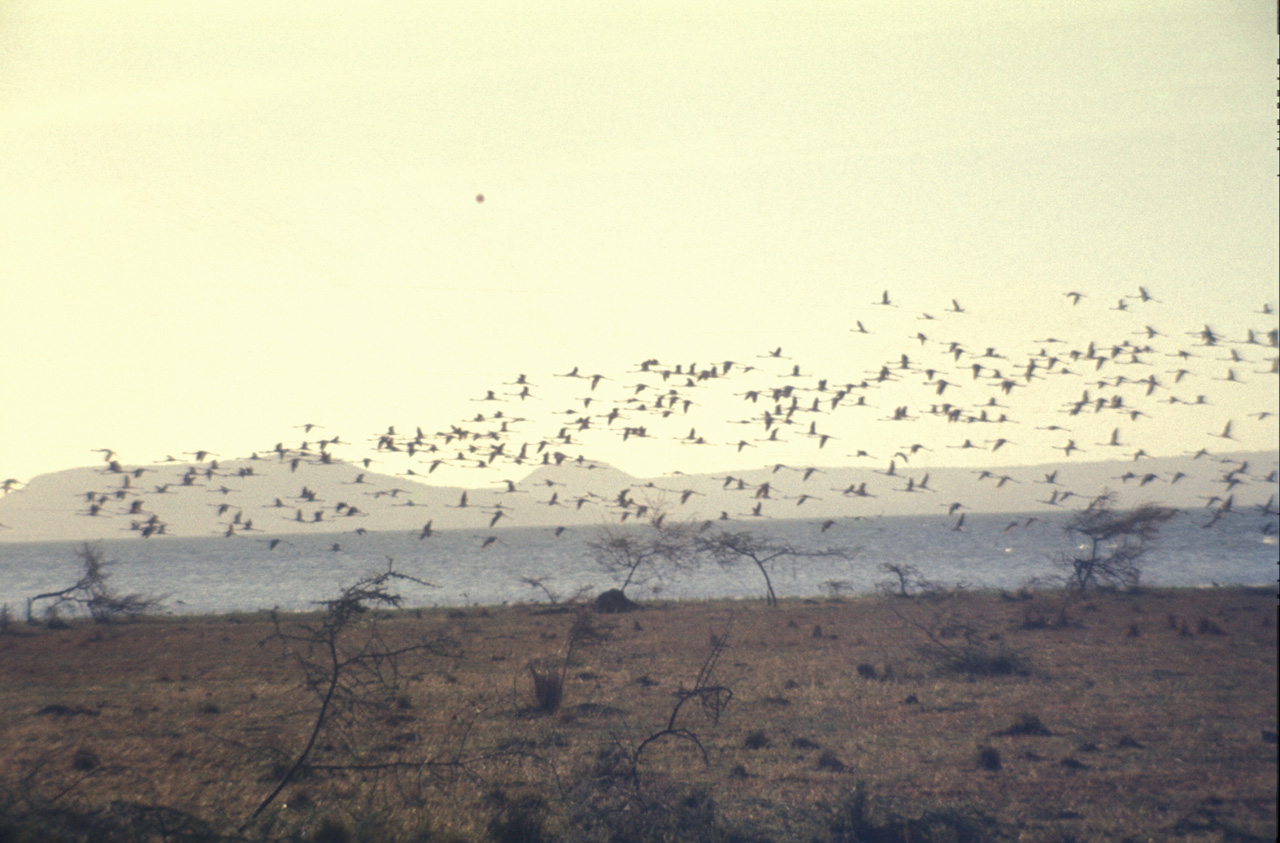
[0,450,1275,543]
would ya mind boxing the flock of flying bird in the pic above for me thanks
[2,287,1277,549]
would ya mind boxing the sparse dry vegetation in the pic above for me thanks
[695,530,857,607]
[24,542,163,626]
[0,584,1275,841]
[586,508,702,596]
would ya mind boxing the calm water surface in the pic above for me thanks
[0,513,1273,617]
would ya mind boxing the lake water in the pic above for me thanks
[0,513,1273,618]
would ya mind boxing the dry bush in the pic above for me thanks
[819,784,995,842]
[25,543,162,625]
[889,595,1033,678]
[245,563,466,832]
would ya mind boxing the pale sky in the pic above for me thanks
[2,1,1276,485]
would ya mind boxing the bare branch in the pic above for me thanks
[25,543,162,625]
[587,508,701,595]
[243,561,457,830]
[695,530,857,606]
[632,621,734,769]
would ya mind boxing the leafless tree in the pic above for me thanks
[876,562,945,598]
[696,530,858,606]
[1062,492,1177,591]
[586,509,701,596]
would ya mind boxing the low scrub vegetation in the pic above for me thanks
[0,585,1274,841]
[24,542,162,626]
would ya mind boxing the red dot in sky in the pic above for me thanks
[475,194,485,203]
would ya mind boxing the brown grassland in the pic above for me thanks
[0,585,1275,842]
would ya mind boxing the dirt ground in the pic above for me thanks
[1,585,1275,841]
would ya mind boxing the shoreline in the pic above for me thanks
[3,581,1277,628]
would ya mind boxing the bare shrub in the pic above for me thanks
[628,624,734,770]
[520,576,561,605]
[576,623,735,792]
[936,637,1030,678]
[820,580,854,599]
[521,576,594,608]
[876,563,944,598]
[244,562,464,831]
[25,543,162,625]
[889,599,1032,678]
[557,631,740,841]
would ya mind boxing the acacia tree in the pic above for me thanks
[586,509,701,597]
[695,530,857,606]
[875,562,939,599]
[1062,492,1177,591]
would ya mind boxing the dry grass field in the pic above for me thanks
[1,585,1275,842]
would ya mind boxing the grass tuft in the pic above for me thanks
[816,750,847,772]
[1196,617,1226,635]
[527,658,566,714]
[70,747,99,772]
[486,791,552,843]
[938,641,1032,677]
[994,713,1054,737]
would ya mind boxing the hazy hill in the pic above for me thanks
[0,450,1275,543]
